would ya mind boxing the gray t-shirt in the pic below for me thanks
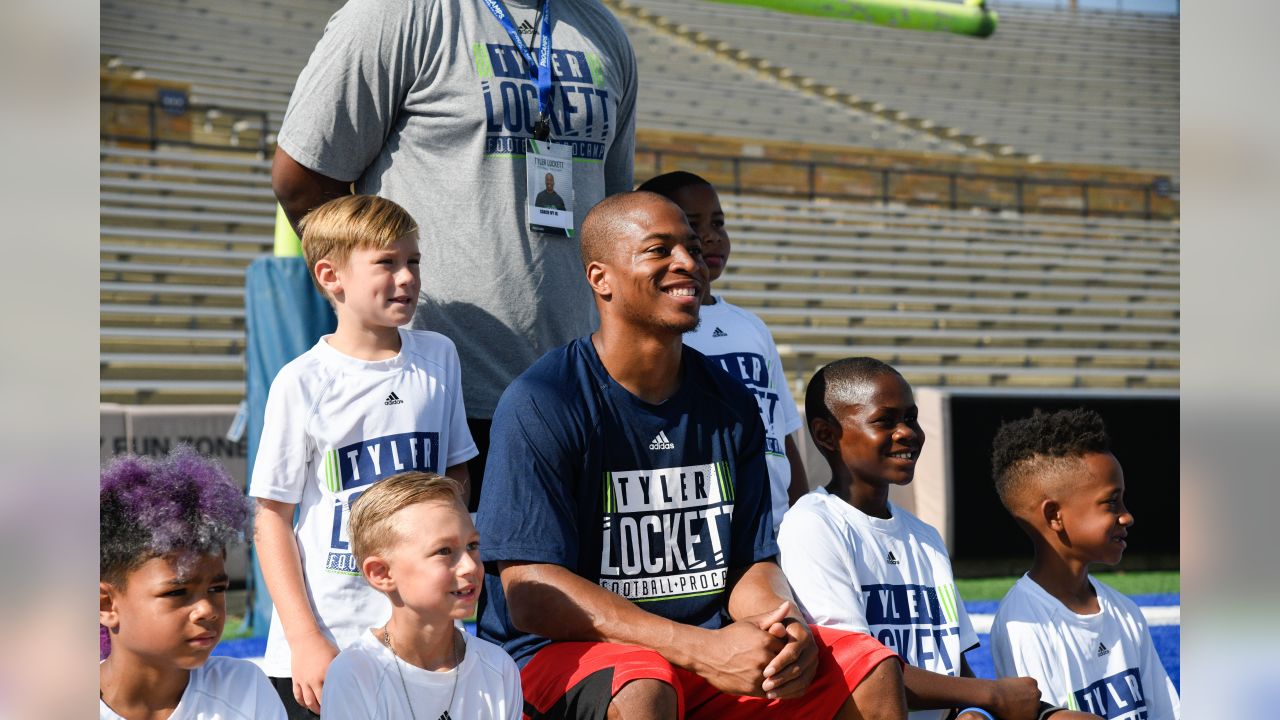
[278,0,637,417]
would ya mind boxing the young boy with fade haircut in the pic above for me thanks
[989,409,1180,720]
[321,472,522,719]
[778,358,1101,720]
[637,171,808,530]
[100,446,286,720]
[250,195,477,718]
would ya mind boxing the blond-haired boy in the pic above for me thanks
[250,195,477,717]
[321,472,521,718]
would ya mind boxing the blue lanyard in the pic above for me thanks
[481,0,554,140]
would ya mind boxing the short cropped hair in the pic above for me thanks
[636,171,712,200]
[100,446,252,586]
[299,195,418,294]
[805,357,904,428]
[991,408,1111,513]
[348,472,465,571]
[579,190,682,268]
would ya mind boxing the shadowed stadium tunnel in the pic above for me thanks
[948,395,1179,573]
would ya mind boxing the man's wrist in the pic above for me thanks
[665,624,713,674]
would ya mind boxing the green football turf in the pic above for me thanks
[956,570,1180,602]
[221,617,253,640]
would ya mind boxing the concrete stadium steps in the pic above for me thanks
[101,145,273,404]
[101,0,344,137]
[101,0,977,154]
[708,193,1180,388]
[626,0,1178,173]
[102,0,1178,170]
[99,146,1179,398]
[98,0,1179,398]
[614,13,969,154]
[724,195,1180,243]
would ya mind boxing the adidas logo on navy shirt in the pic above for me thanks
[1097,642,1109,657]
[648,430,675,450]
[886,551,900,565]
[384,392,404,406]
[712,327,728,337]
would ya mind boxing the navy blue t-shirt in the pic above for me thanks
[475,336,778,665]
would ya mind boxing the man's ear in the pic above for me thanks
[585,261,611,299]
[314,258,343,299]
[809,416,840,455]
[362,554,396,594]
[100,582,120,630]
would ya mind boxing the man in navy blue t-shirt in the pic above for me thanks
[477,192,906,719]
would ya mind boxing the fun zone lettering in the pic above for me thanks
[598,463,734,603]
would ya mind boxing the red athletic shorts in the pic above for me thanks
[519,625,900,719]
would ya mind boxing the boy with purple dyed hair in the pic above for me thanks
[99,446,286,720]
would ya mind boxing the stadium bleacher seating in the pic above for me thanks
[100,145,271,403]
[619,0,1179,173]
[100,0,1179,404]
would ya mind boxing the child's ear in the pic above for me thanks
[809,417,839,455]
[100,582,120,630]
[585,261,611,299]
[1042,499,1064,532]
[314,258,342,298]
[362,555,396,593]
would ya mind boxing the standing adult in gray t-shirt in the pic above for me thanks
[272,0,637,508]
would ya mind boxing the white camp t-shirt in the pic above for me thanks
[684,298,802,530]
[248,328,478,677]
[99,656,286,720]
[991,574,1181,720]
[778,488,978,720]
[321,630,522,719]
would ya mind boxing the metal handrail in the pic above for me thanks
[641,147,1177,220]
[99,95,1177,220]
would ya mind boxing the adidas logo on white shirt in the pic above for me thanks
[712,327,728,337]
[648,430,675,451]
[1097,642,1109,657]
[886,551,900,565]
[384,392,404,406]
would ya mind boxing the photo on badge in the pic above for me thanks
[526,140,574,236]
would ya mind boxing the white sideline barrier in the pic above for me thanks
[101,403,250,582]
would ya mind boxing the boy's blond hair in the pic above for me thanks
[348,472,464,572]
[298,195,418,295]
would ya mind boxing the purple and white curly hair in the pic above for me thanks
[100,445,252,659]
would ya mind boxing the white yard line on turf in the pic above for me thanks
[970,605,1180,635]
[233,607,1181,666]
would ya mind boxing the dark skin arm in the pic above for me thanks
[271,147,352,234]
[499,558,818,699]
[723,559,821,699]
[901,655,1040,720]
